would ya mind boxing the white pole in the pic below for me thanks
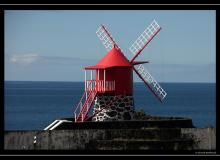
[85,70,86,90]
[97,70,99,91]
[90,70,93,90]
[85,70,87,100]
[91,70,94,90]
[91,70,93,80]
[104,69,106,92]
[98,69,99,80]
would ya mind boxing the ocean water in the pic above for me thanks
[4,81,216,130]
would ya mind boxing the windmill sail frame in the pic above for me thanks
[96,20,167,102]
[129,20,161,62]
[128,20,167,102]
[134,64,167,101]
[96,25,120,51]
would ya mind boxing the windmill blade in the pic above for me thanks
[133,64,167,102]
[129,20,161,62]
[96,25,120,51]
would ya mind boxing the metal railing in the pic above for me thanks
[74,81,93,122]
[85,80,115,92]
[74,80,116,122]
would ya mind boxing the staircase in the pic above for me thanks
[74,80,115,122]
[74,81,97,122]
[85,128,194,150]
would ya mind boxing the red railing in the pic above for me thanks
[74,80,116,122]
[85,80,115,92]
[74,81,96,122]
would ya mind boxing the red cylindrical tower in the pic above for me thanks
[85,47,135,121]
[95,48,133,94]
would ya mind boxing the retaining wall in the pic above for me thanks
[4,128,216,150]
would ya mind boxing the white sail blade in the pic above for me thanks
[96,25,119,51]
[134,64,167,101]
[129,20,161,62]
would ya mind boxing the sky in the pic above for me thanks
[4,10,216,83]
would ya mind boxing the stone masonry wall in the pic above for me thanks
[92,94,135,121]
[181,128,216,150]
[4,128,216,150]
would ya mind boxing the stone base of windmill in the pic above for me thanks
[92,95,135,122]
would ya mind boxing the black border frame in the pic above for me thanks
[1,4,218,156]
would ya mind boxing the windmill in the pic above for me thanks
[74,20,167,122]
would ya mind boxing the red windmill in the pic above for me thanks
[74,20,167,122]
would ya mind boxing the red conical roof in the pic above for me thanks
[85,47,131,69]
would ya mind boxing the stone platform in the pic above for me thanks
[4,117,216,151]
[46,117,194,130]
[5,127,216,150]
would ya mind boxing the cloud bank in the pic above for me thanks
[10,54,40,65]
[7,53,97,66]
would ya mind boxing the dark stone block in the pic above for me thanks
[123,112,131,120]
[116,107,124,112]
[103,115,108,119]
[110,106,116,110]
[119,103,125,108]
[117,95,123,99]
[98,113,104,117]
[124,99,128,102]
[100,101,104,105]
[94,104,99,108]
[97,97,103,101]
[125,103,130,106]
[125,107,131,111]
[100,104,106,108]
[106,111,117,117]
[131,110,135,113]
[106,101,111,105]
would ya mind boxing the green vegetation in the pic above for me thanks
[134,108,151,120]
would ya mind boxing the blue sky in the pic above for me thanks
[5,10,216,82]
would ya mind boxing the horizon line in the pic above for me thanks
[4,80,216,84]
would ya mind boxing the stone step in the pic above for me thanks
[56,119,194,130]
[103,128,182,140]
[86,139,194,150]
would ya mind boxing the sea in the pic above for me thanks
[4,81,216,130]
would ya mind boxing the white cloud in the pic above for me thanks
[10,54,39,65]
[7,53,98,67]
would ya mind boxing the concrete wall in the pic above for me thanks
[5,130,106,150]
[4,128,216,150]
[181,128,216,150]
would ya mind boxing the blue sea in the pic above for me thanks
[4,81,216,130]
